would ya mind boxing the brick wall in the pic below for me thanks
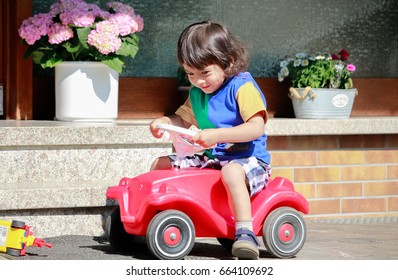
[268,134,398,220]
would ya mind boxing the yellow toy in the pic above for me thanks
[0,219,52,257]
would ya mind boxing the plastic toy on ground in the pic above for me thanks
[105,124,309,260]
[0,219,52,257]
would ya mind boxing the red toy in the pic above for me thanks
[105,125,309,260]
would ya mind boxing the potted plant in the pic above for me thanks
[277,49,358,119]
[18,0,144,122]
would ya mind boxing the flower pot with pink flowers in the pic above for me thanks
[278,49,358,119]
[18,0,144,122]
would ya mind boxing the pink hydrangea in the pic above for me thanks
[71,11,96,27]
[87,4,110,19]
[107,1,144,32]
[59,12,74,25]
[49,2,63,17]
[94,20,117,34]
[18,0,144,73]
[56,0,107,21]
[107,2,136,16]
[48,23,74,44]
[135,15,144,32]
[108,13,138,36]
[87,27,121,55]
[57,0,88,13]
[18,13,53,45]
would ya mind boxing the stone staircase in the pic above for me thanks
[0,120,172,237]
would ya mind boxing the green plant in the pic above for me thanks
[278,49,356,89]
[18,0,144,73]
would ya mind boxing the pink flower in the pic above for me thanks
[107,1,144,32]
[87,28,122,55]
[49,2,63,17]
[71,11,96,27]
[89,5,110,19]
[109,13,138,36]
[18,0,143,73]
[59,12,73,25]
[18,13,53,45]
[135,15,144,32]
[48,23,74,44]
[57,0,88,12]
[107,2,135,16]
[346,64,356,72]
[94,20,117,34]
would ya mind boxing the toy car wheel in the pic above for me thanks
[262,207,306,258]
[11,220,25,229]
[146,210,195,260]
[6,248,21,257]
[105,206,138,252]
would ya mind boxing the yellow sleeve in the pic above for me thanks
[175,97,199,127]
[236,82,268,123]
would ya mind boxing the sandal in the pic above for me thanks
[232,229,260,260]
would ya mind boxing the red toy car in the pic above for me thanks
[105,125,309,260]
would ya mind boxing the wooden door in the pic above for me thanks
[1,0,33,120]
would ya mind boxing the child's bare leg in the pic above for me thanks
[150,156,172,170]
[221,163,252,221]
[221,162,259,259]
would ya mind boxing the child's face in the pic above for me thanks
[183,64,226,94]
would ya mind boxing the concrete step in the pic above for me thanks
[0,120,172,237]
[0,181,117,237]
[0,120,170,184]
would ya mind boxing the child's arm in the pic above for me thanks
[191,112,265,148]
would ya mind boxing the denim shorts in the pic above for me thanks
[168,154,271,197]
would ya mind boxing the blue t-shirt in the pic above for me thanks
[188,72,270,164]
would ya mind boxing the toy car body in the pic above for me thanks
[106,167,309,260]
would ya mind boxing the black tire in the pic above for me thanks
[6,248,21,257]
[146,210,195,260]
[11,220,25,229]
[105,206,138,252]
[262,207,306,258]
[217,238,234,250]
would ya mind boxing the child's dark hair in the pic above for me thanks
[177,21,249,77]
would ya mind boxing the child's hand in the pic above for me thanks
[150,119,168,138]
[149,115,190,139]
[191,129,218,148]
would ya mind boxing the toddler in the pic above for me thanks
[150,21,271,259]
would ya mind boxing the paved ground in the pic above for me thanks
[2,220,398,260]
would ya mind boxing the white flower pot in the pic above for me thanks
[55,62,119,122]
[290,88,358,119]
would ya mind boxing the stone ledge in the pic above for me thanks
[0,209,109,237]
[0,181,116,211]
[1,117,397,147]
[0,119,161,146]
[266,117,398,136]
[0,181,116,237]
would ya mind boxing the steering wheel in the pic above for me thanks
[156,124,205,158]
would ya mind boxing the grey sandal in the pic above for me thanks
[231,229,260,260]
